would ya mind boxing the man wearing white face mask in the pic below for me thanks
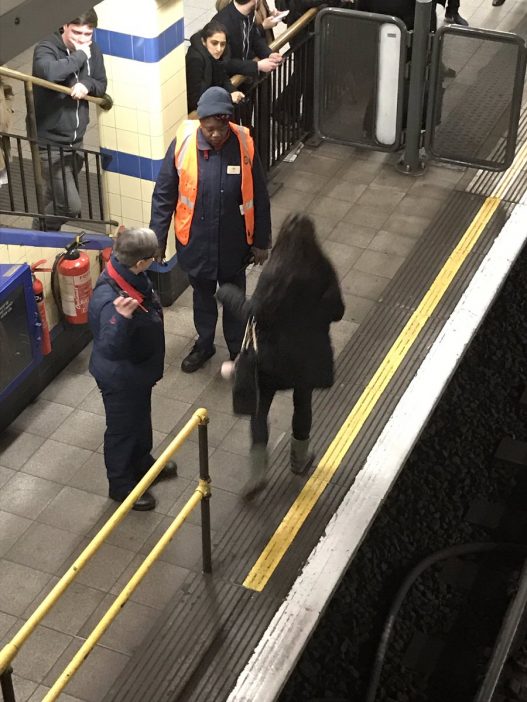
[32,9,107,229]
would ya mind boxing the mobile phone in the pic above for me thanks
[275,9,289,19]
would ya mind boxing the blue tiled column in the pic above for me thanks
[94,0,186,258]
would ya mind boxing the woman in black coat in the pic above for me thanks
[185,20,245,113]
[218,213,345,498]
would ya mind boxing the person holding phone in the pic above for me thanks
[88,227,177,511]
[150,87,272,373]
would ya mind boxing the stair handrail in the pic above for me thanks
[0,65,112,224]
[0,65,113,110]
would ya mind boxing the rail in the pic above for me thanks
[189,8,320,171]
[0,408,211,702]
[0,65,113,229]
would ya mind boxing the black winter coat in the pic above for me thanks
[186,32,236,113]
[218,256,345,389]
[32,31,107,148]
[88,256,165,390]
[212,3,272,78]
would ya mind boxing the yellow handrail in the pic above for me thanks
[0,65,113,110]
[43,480,210,701]
[0,407,209,678]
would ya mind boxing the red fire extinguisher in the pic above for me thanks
[31,259,52,355]
[53,234,93,325]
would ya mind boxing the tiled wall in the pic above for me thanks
[96,0,188,260]
[0,0,190,328]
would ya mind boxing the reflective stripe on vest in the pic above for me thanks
[173,120,255,245]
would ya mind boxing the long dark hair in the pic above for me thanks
[256,213,330,315]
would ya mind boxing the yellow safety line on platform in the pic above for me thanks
[244,141,527,592]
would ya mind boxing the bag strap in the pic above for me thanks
[241,315,257,352]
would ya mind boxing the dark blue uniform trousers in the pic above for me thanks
[189,269,246,356]
[98,384,155,495]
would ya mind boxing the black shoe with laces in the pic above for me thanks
[181,344,215,373]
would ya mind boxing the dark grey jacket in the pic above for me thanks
[32,30,107,148]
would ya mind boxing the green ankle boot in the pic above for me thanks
[290,436,315,475]
[241,445,269,500]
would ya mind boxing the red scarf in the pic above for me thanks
[106,259,145,305]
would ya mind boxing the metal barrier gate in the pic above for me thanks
[314,7,527,173]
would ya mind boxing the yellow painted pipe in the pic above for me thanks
[0,407,208,675]
[43,487,206,702]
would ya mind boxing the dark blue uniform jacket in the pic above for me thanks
[88,255,165,389]
[150,128,271,280]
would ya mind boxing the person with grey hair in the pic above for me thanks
[88,226,176,511]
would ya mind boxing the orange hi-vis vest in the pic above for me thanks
[173,120,255,246]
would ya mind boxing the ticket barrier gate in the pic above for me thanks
[314,7,527,172]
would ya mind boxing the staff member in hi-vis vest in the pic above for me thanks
[150,87,272,373]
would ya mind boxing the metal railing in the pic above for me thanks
[0,408,212,702]
[0,65,114,229]
[189,9,320,173]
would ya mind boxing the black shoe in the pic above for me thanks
[109,489,156,511]
[181,344,215,373]
[152,460,178,484]
[444,12,468,25]
[492,0,505,5]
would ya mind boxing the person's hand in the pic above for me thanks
[251,247,269,265]
[154,243,166,264]
[72,41,91,59]
[268,52,283,65]
[231,91,245,104]
[70,82,89,100]
[257,58,279,73]
[113,295,139,318]
[263,15,281,28]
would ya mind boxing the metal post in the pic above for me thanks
[398,0,433,175]
[1,667,17,702]
[198,421,212,574]
[23,79,46,228]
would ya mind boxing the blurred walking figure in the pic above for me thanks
[218,213,345,499]
[88,227,176,512]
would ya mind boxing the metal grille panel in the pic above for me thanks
[426,25,526,170]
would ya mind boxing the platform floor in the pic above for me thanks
[0,0,526,700]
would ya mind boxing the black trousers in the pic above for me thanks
[251,379,313,446]
[189,269,246,356]
[98,384,155,495]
